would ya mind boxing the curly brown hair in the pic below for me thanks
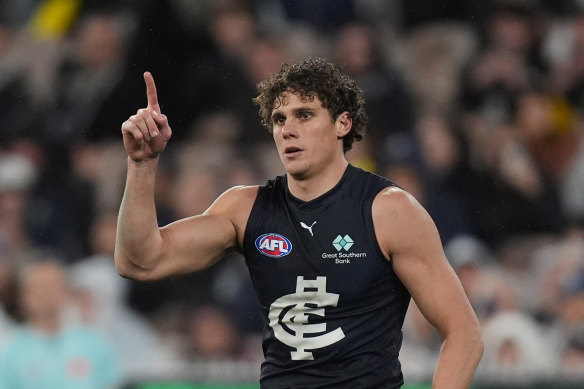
[253,58,367,152]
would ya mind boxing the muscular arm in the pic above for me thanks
[373,187,483,388]
[114,71,257,281]
[115,158,255,281]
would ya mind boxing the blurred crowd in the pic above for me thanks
[1,0,584,386]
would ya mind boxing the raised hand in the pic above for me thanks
[121,72,172,161]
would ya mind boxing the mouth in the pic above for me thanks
[284,146,302,156]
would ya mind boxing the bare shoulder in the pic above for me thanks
[205,185,259,243]
[372,186,427,222]
[372,186,439,258]
[205,185,259,218]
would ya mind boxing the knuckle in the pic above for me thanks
[122,120,134,130]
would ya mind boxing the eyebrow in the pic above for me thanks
[271,106,316,121]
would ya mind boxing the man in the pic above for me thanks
[115,58,483,388]
[0,260,120,389]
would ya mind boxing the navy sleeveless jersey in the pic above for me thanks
[242,165,411,389]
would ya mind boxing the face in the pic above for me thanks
[20,262,69,321]
[271,91,350,179]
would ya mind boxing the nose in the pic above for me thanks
[281,118,297,139]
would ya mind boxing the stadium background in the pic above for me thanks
[1,0,584,387]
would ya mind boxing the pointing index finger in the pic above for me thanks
[144,71,161,113]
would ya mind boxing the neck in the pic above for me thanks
[287,159,349,201]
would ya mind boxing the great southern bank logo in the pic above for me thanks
[322,234,366,264]
[332,235,354,251]
[256,233,292,258]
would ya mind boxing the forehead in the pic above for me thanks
[272,90,324,112]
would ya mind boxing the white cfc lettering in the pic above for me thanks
[268,276,345,360]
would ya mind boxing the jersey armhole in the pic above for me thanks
[242,184,268,260]
[365,184,395,264]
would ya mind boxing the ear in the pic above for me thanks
[335,112,352,138]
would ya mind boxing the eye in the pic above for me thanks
[273,115,285,125]
[300,111,313,120]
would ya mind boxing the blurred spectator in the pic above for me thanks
[533,227,584,380]
[0,259,121,389]
[70,140,128,213]
[16,140,96,262]
[533,230,584,320]
[43,9,140,147]
[172,2,261,143]
[445,234,516,321]
[479,311,559,383]
[413,114,473,244]
[398,21,477,115]
[380,121,472,245]
[69,211,176,379]
[186,304,246,362]
[333,22,414,141]
[456,117,564,247]
[513,91,580,181]
[460,2,544,126]
[0,150,43,268]
[171,144,223,218]
[180,303,262,383]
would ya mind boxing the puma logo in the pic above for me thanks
[300,221,317,237]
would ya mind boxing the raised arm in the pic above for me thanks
[373,187,483,388]
[115,72,255,281]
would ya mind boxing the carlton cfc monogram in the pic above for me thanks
[269,276,345,360]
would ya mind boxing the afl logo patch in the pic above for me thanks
[255,233,292,258]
